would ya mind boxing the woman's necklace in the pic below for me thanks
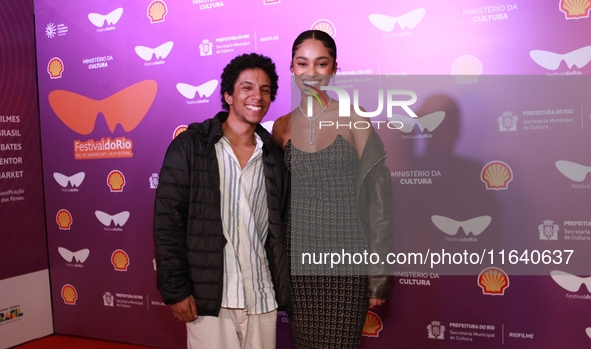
[298,98,332,145]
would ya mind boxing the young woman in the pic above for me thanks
[273,30,393,348]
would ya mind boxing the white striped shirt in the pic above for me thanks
[215,134,277,315]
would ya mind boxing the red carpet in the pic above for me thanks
[12,334,164,349]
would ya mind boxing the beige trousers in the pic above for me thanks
[186,308,277,349]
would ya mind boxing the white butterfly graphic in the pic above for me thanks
[529,45,591,70]
[58,247,90,263]
[95,211,130,227]
[88,8,124,28]
[53,172,85,188]
[551,270,591,292]
[135,41,174,61]
[369,8,426,32]
[176,80,219,99]
[431,215,492,236]
[388,111,445,133]
[556,160,591,182]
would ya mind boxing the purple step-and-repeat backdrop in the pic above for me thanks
[33,0,591,348]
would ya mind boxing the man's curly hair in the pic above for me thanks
[220,53,279,110]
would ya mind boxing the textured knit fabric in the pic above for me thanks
[286,135,369,349]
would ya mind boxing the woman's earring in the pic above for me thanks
[331,74,336,85]
[292,73,295,90]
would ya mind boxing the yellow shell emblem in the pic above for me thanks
[481,161,513,190]
[61,284,77,304]
[362,311,383,337]
[56,209,73,230]
[148,0,167,23]
[311,19,336,38]
[108,170,125,192]
[561,0,591,19]
[112,249,130,271]
[48,58,64,79]
[174,125,187,139]
[478,267,509,295]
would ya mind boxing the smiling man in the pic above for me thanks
[153,53,289,349]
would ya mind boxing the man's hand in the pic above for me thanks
[369,298,386,309]
[170,295,198,322]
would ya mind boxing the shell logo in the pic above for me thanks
[310,19,336,38]
[111,249,130,271]
[451,55,482,84]
[560,0,591,19]
[173,125,188,139]
[107,170,126,192]
[56,209,73,230]
[148,0,168,23]
[61,284,78,305]
[478,267,509,295]
[362,311,383,337]
[481,161,513,190]
[48,57,64,79]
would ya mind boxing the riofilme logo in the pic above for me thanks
[451,55,483,84]
[148,0,168,23]
[88,8,123,28]
[0,307,23,323]
[369,8,426,32]
[560,0,591,19]
[173,125,188,139]
[58,247,90,263]
[431,215,491,236]
[551,270,591,292]
[481,161,513,190]
[112,249,130,271]
[556,160,591,182]
[56,209,73,230]
[311,19,336,37]
[362,311,383,337]
[107,170,125,192]
[478,267,509,295]
[586,327,591,339]
[530,45,591,70]
[47,57,64,79]
[48,80,157,160]
[53,172,85,189]
[135,41,174,61]
[61,284,77,305]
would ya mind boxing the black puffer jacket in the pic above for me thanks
[153,112,290,316]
